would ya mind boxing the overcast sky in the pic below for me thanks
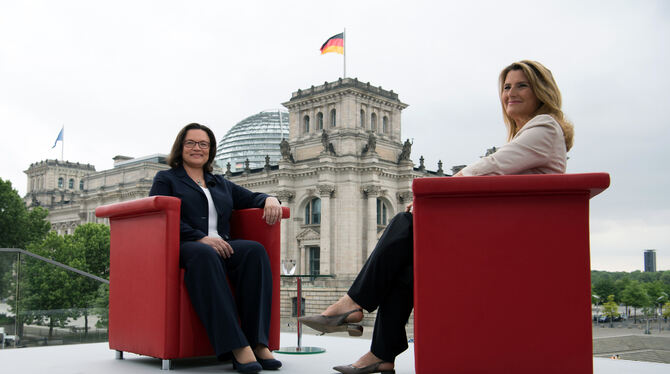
[1,0,668,271]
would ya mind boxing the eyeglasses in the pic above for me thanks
[184,140,210,149]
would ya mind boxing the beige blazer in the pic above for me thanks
[460,114,567,176]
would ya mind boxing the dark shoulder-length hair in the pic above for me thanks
[167,123,217,172]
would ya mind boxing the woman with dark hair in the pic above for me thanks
[300,60,574,374]
[150,123,282,373]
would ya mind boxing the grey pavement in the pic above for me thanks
[2,332,670,373]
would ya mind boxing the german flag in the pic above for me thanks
[320,33,344,55]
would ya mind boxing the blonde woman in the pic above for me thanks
[300,60,573,374]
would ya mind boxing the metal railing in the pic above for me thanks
[0,248,109,348]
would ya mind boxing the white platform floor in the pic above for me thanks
[1,332,670,373]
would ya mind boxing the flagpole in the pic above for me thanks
[61,125,64,161]
[343,28,347,78]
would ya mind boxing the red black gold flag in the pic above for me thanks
[320,33,344,55]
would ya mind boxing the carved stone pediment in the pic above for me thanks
[296,227,321,241]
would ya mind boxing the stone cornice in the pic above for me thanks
[283,78,408,109]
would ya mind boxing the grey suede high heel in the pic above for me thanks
[298,308,364,336]
[333,361,395,374]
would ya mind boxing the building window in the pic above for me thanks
[330,109,336,127]
[371,113,377,132]
[68,178,74,189]
[317,112,323,130]
[383,116,389,133]
[377,198,389,225]
[309,246,320,277]
[304,198,321,225]
[79,180,84,190]
[303,115,310,133]
[360,109,365,128]
[58,177,64,188]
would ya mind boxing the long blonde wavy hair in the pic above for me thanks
[499,60,574,151]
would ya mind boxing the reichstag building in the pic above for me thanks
[24,78,450,321]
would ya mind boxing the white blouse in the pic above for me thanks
[460,114,567,176]
[200,186,221,239]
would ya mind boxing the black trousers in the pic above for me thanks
[348,212,414,362]
[180,239,272,357]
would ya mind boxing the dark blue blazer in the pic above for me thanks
[149,165,269,242]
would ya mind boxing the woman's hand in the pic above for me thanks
[198,236,234,258]
[262,197,282,225]
[405,202,413,213]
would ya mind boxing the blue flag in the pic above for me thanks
[52,126,64,148]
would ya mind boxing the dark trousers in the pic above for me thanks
[180,239,272,357]
[348,212,414,362]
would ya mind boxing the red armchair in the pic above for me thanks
[412,173,609,374]
[95,196,290,370]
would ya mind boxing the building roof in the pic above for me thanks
[215,110,289,172]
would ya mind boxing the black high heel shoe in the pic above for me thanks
[231,356,262,374]
[255,355,282,370]
[298,308,364,336]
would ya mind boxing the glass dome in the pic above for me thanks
[215,110,289,172]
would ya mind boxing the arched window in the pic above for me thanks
[58,177,64,188]
[68,178,74,189]
[382,116,389,133]
[303,115,310,133]
[79,180,85,190]
[371,113,377,132]
[304,198,321,225]
[360,109,365,128]
[377,198,389,225]
[317,112,324,130]
[330,109,336,127]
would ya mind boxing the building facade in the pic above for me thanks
[25,78,442,328]
[223,78,431,282]
[644,249,657,272]
[24,155,169,234]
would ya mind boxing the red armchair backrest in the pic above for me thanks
[411,173,609,374]
[95,196,289,360]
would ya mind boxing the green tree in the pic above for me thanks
[593,278,618,304]
[19,233,81,337]
[663,302,670,319]
[614,277,632,309]
[602,295,620,327]
[642,281,664,301]
[15,224,110,338]
[0,178,50,248]
[69,223,110,335]
[93,283,109,328]
[621,281,650,323]
[0,178,50,298]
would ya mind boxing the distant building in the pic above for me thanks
[644,249,657,272]
[24,155,169,234]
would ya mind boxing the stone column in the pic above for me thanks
[361,185,381,259]
[317,184,335,274]
[276,190,295,261]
